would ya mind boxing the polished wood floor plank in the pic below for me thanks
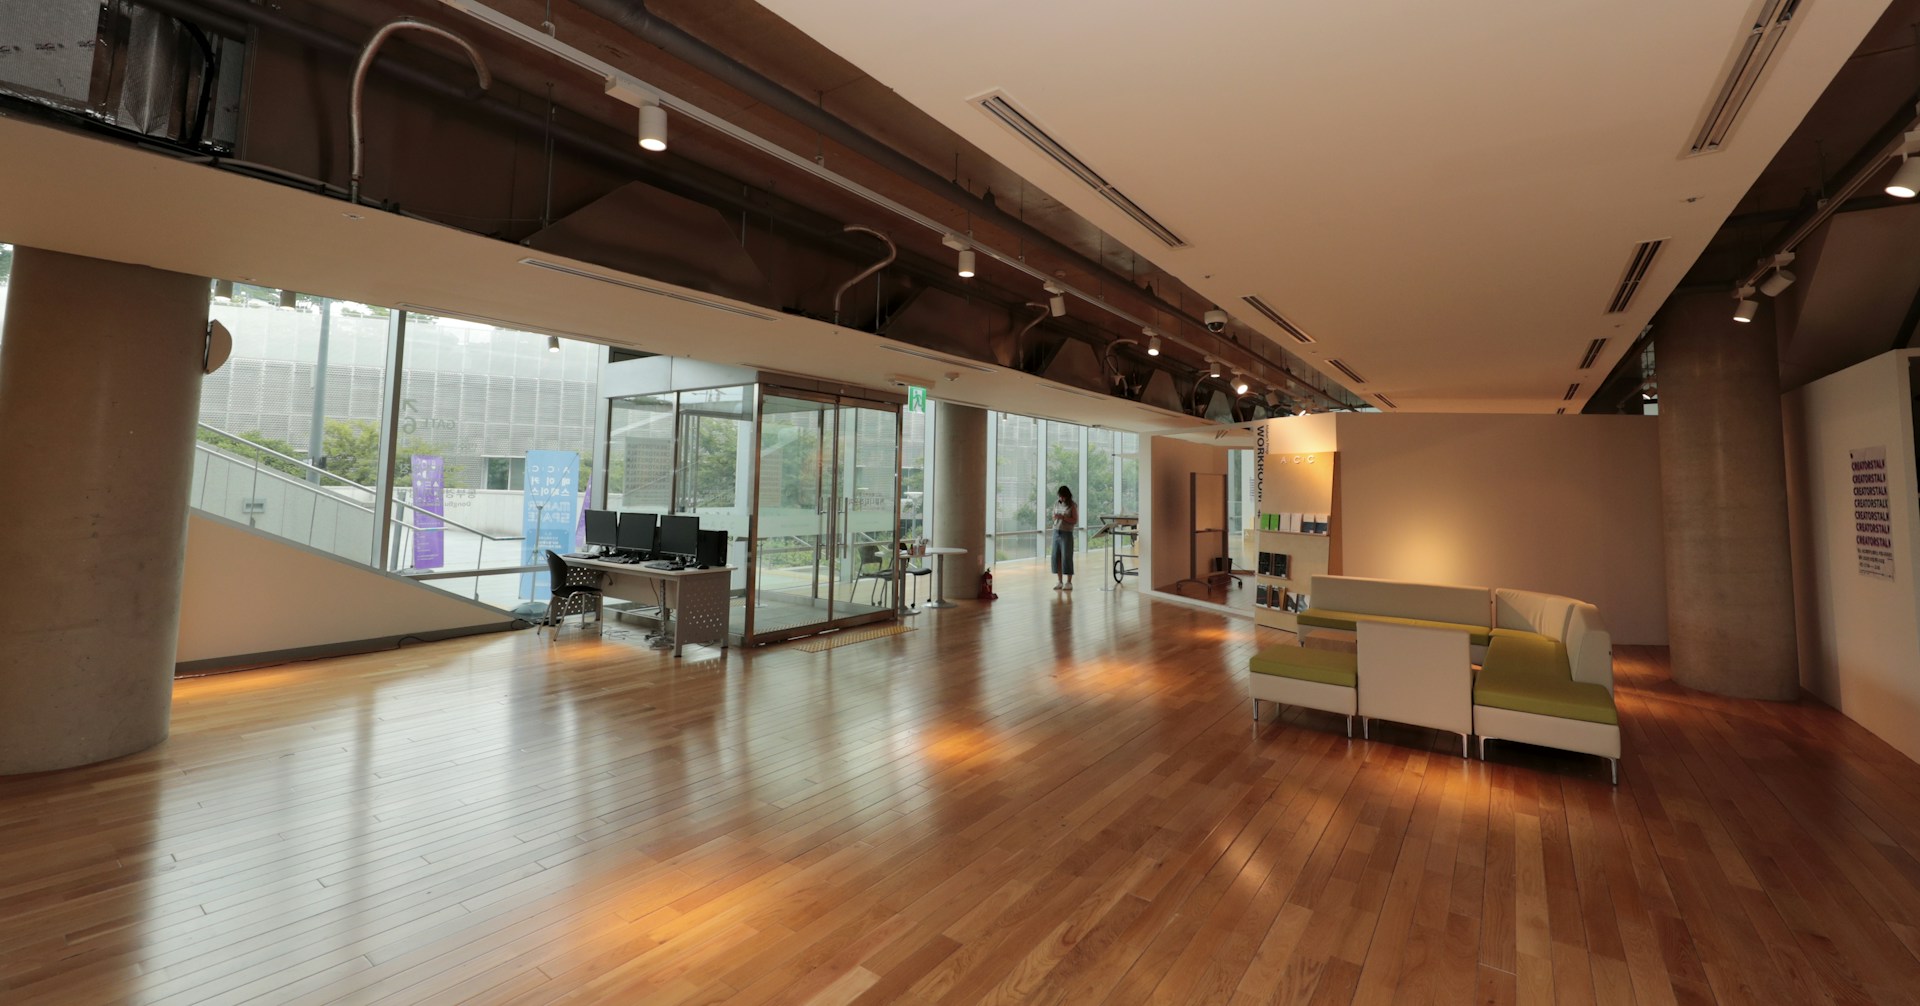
[3,571,1920,1004]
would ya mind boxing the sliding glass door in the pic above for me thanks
[750,391,900,642]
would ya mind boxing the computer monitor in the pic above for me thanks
[616,511,656,554]
[694,529,727,567]
[583,509,619,549]
[658,514,699,559]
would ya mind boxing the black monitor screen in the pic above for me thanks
[658,514,699,558]
[695,529,727,567]
[616,511,657,553]
[583,509,619,548]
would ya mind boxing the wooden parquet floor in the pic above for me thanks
[4,567,1920,1005]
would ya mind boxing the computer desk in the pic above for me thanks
[564,557,733,657]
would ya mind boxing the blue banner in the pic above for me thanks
[410,454,445,569]
[519,449,581,599]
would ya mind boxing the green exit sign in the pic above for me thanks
[906,385,928,413]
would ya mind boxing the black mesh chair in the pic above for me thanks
[543,550,604,636]
[853,543,894,607]
[898,543,932,609]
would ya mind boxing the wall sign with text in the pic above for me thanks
[1850,446,1895,581]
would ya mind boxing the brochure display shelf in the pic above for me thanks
[1254,450,1339,635]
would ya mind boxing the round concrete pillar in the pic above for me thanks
[933,401,987,599]
[0,248,208,774]
[1656,291,1799,700]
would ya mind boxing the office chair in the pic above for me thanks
[853,544,894,607]
[542,550,604,636]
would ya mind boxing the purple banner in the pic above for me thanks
[411,454,445,569]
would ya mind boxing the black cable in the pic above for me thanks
[180,22,220,146]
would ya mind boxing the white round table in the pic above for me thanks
[900,546,968,609]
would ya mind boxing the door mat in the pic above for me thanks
[793,624,916,652]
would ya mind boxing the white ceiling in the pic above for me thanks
[0,115,1205,434]
[757,0,1891,412]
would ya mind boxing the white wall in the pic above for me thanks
[1784,350,1920,764]
[1327,413,1667,644]
[178,513,513,668]
[1143,436,1229,591]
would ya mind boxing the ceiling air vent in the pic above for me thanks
[1375,394,1398,410]
[1240,296,1314,344]
[1687,0,1803,155]
[972,91,1188,249]
[1556,407,1567,415]
[1578,338,1608,370]
[1563,383,1582,401]
[1606,240,1663,314]
[1328,359,1367,384]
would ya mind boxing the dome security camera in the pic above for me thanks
[1203,309,1229,333]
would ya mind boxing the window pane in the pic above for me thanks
[994,413,1039,562]
[1116,432,1140,516]
[192,286,391,566]
[1086,427,1117,526]
[900,405,928,541]
[611,393,675,512]
[674,386,752,549]
[387,313,601,609]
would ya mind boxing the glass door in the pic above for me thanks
[748,391,901,643]
[829,400,902,620]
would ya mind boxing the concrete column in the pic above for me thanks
[933,401,986,599]
[0,248,208,774]
[1657,291,1799,699]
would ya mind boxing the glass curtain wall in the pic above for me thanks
[982,410,1138,565]
[192,285,393,565]
[384,313,601,608]
[0,243,12,345]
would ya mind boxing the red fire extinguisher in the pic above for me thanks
[979,568,998,600]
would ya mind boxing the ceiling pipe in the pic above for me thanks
[545,0,1345,408]
[350,19,492,204]
[831,225,896,326]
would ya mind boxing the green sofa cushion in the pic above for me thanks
[1249,644,1357,688]
[1296,608,1492,647]
[1476,635,1617,725]
[1490,627,1553,643]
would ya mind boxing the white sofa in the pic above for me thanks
[1474,588,1620,782]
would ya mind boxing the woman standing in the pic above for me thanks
[1050,485,1078,590]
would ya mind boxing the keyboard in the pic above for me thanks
[562,552,597,559]
[642,560,684,571]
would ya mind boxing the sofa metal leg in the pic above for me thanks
[1362,718,1369,740]
[1345,715,1353,739]
[1461,733,1469,759]
[1610,758,1618,786]
[1478,736,1487,760]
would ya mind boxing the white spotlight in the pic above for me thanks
[1043,280,1065,317]
[1205,357,1221,378]
[1145,331,1161,356]
[1758,269,1795,297]
[638,103,668,152]
[1733,298,1759,323]
[1231,370,1249,395]
[957,248,976,278]
[547,335,561,353]
[1888,155,1920,198]
[212,279,233,302]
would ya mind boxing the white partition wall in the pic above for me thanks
[1784,350,1920,764]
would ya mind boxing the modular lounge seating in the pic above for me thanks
[1249,576,1621,783]
[1474,588,1620,783]
[1248,645,1356,738]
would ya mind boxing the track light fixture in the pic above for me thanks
[1205,356,1221,378]
[1732,285,1759,323]
[1145,330,1161,356]
[942,233,976,278]
[1231,369,1249,396]
[547,335,561,353]
[1043,281,1066,317]
[1888,141,1920,197]
[212,279,233,302]
[1758,269,1795,297]
[638,103,668,152]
